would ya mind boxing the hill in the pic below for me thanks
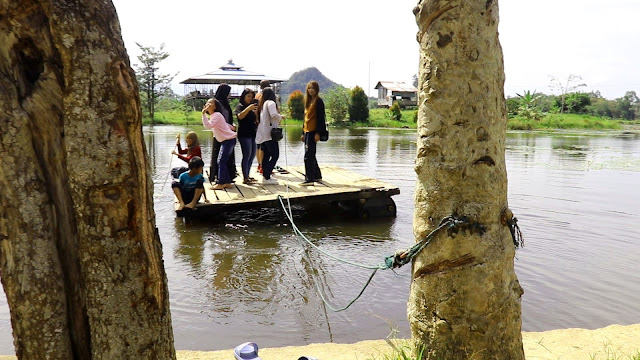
[280,67,341,97]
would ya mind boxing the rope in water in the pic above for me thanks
[277,195,489,311]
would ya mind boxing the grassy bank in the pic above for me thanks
[144,110,628,132]
[508,113,622,130]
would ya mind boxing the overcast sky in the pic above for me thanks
[111,0,639,100]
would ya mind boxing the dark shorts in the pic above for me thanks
[171,180,204,204]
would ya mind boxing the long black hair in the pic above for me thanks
[259,87,278,114]
[206,98,223,114]
[239,88,256,107]
[214,84,232,123]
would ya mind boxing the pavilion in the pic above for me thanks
[180,59,286,103]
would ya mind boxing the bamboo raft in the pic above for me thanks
[175,165,399,218]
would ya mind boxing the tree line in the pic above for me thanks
[507,90,639,121]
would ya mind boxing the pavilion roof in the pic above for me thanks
[180,59,286,85]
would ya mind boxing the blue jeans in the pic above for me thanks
[217,138,237,184]
[238,136,256,180]
[261,140,279,180]
[304,131,322,181]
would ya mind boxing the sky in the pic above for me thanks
[111,0,640,100]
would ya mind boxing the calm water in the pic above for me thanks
[0,127,638,353]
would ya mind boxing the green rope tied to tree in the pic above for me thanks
[277,196,519,311]
[506,216,524,248]
[383,215,486,269]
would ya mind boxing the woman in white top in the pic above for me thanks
[255,88,284,184]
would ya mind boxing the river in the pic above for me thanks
[0,127,638,353]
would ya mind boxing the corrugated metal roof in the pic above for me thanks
[374,81,417,92]
[180,60,286,85]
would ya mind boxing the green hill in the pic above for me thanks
[280,67,341,98]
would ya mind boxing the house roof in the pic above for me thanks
[180,59,286,85]
[374,81,418,92]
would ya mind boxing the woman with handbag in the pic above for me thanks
[255,88,284,184]
[301,81,328,185]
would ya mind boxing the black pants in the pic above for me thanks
[210,138,237,182]
[304,131,322,181]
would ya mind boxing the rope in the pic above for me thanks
[275,125,517,311]
[277,195,486,311]
[507,216,524,248]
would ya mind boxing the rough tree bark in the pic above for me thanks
[0,1,175,359]
[409,0,525,359]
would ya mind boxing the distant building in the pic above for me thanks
[180,59,286,100]
[374,81,418,107]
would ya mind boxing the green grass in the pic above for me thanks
[364,340,425,360]
[145,110,628,132]
[508,113,622,130]
[143,111,200,125]
[588,341,640,360]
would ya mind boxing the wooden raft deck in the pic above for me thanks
[176,165,400,218]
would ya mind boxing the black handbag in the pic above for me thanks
[319,130,329,142]
[267,103,283,141]
[271,127,283,141]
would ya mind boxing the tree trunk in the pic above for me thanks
[0,1,175,359]
[410,1,525,359]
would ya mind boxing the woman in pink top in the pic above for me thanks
[202,99,237,190]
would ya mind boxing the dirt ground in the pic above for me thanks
[0,323,638,359]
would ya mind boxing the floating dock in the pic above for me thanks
[175,165,399,218]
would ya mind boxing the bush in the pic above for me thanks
[287,90,304,120]
[349,86,369,122]
[389,102,402,121]
[325,86,350,122]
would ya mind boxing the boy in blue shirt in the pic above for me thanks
[172,156,206,210]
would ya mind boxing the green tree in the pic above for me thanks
[616,91,639,120]
[134,43,176,124]
[348,86,369,122]
[287,90,305,120]
[324,86,350,122]
[562,92,591,114]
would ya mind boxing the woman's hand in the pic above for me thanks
[171,150,177,155]
[300,134,304,142]
[314,133,320,143]
[202,103,211,114]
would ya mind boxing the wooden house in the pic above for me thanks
[374,81,418,107]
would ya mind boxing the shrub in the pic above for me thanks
[287,90,305,120]
[389,102,402,121]
[325,86,350,122]
[349,86,369,122]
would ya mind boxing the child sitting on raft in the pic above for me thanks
[172,156,207,210]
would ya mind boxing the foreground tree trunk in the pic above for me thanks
[410,1,525,359]
[0,1,175,359]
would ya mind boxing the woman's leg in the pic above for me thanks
[304,131,321,181]
[217,138,237,184]
[246,138,256,179]
[239,137,251,180]
[262,140,278,180]
[210,138,221,182]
